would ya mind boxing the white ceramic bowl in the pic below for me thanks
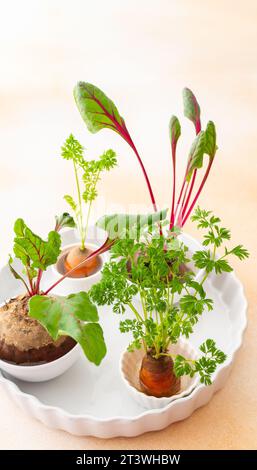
[51,226,109,294]
[0,343,81,382]
[120,339,199,409]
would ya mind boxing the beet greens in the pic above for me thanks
[8,214,107,365]
[7,210,167,365]
[74,82,157,211]
[74,82,217,230]
[10,214,74,297]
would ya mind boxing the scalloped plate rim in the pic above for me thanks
[0,270,247,425]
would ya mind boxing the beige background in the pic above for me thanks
[0,0,256,449]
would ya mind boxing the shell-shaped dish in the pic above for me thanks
[120,339,199,409]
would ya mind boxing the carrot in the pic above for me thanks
[64,246,100,278]
[139,352,181,398]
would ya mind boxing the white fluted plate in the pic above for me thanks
[0,236,247,438]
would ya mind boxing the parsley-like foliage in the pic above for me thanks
[90,208,248,384]
[192,207,249,278]
[62,134,117,250]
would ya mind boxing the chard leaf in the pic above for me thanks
[13,219,61,270]
[14,218,26,237]
[205,121,217,159]
[183,87,201,127]
[13,239,30,266]
[74,82,124,134]
[96,209,167,240]
[186,131,206,181]
[169,116,181,144]
[29,292,106,365]
[55,212,76,231]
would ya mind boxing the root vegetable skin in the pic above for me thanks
[63,245,101,278]
[6,217,108,367]
[139,351,181,398]
[0,295,76,364]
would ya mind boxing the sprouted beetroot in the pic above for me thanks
[71,82,217,263]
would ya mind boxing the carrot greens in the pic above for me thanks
[7,210,168,365]
[61,134,117,250]
[90,207,248,384]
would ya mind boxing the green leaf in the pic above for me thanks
[169,116,181,144]
[24,265,38,280]
[29,292,106,366]
[81,149,117,205]
[191,207,211,224]
[98,149,117,171]
[192,207,248,275]
[193,250,214,272]
[174,354,194,377]
[63,292,99,321]
[14,218,26,237]
[202,226,230,247]
[205,121,217,159]
[64,195,77,212]
[187,280,206,298]
[55,212,76,231]
[81,323,106,364]
[13,219,61,270]
[96,209,168,240]
[198,339,226,367]
[214,259,233,274]
[183,88,201,127]
[174,339,226,384]
[13,238,30,266]
[186,131,206,181]
[210,215,221,224]
[228,245,249,260]
[61,134,84,166]
[180,294,213,316]
[74,82,124,134]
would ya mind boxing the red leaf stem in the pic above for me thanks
[43,239,114,296]
[182,158,214,225]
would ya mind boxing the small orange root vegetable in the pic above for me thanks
[64,246,101,278]
[139,351,181,397]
